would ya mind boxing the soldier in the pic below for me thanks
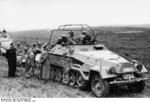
[68,31,77,44]
[16,43,22,55]
[1,43,17,77]
[34,42,42,63]
[2,29,8,38]
[56,34,68,45]
[25,44,36,78]
[82,31,91,44]
[0,31,2,37]
[40,45,49,79]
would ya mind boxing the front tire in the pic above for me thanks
[90,74,109,97]
[127,81,145,93]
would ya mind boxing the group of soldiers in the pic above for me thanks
[56,31,91,45]
[16,41,48,78]
[0,29,92,79]
[18,30,91,78]
[0,27,48,78]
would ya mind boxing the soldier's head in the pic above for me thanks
[61,34,68,44]
[37,42,41,48]
[26,44,29,48]
[82,31,88,35]
[17,43,20,47]
[69,31,74,38]
[2,29,6,33]
[32,44,36,48]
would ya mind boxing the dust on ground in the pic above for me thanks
[0,56,150,98]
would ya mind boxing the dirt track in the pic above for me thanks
[0,57,150,98]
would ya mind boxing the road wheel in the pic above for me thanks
[50,65,55,80]
[62,71,70,85]
[69,71,76,87]
[127,81,145,93]
[90,74,109,97]
[55,68,62,82]
[76,72,86,88]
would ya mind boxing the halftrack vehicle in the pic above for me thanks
[45,24,148,97]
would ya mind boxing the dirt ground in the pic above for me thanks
[0,57,150,98]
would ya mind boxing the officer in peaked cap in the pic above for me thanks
[82,30,91,44]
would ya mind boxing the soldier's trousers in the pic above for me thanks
[8,59,16,77]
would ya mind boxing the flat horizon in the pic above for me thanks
[1,0,150,31]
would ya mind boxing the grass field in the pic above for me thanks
[0,26,150,97]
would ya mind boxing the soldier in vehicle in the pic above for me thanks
[56,34,68,45]
[81,31,91,44]
[68,31,77,45]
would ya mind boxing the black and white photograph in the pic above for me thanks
[0,0,150,100]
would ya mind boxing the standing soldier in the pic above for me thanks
[1,43,17,77]
[81,31,91,44]
[34,42,42,63]
[16,43,22,55]
[68,31,77,44]
[2,29,8,38]
[25,44,36,78]
[40,45,49,80]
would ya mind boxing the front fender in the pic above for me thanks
[90,66,117,79]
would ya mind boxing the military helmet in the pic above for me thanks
[82,30,88,35]
[2,29,6,33]
[69,31,74,34]
[32,43,36,47]
[61,34,67,38]
[37,41,41,45]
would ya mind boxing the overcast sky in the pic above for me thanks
[0,0,150,31]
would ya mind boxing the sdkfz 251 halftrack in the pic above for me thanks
[45,24,148,97]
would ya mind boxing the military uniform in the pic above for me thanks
[81,31,91,44]
[82,34,91,44]
[56,35,68,45]
[2,45,17,77]
[69,36,78,44]
[25,48,35,77]
[40,48,50,79]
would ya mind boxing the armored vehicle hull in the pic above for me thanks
[43,24,148,97]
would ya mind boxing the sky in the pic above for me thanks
[0,0,150,31]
